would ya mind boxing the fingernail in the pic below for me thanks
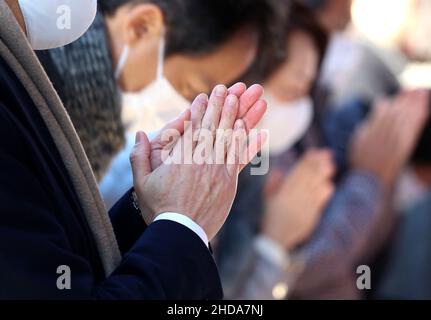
[214,85,227,98]
[226,94,238,108]
[234,119,244,130]
[197,93,208,104]
[250,84,264,96]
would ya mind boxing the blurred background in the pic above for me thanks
[351,0,431,89]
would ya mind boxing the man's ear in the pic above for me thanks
[124,4,164,45]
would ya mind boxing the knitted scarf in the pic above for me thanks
[44,12,125,181]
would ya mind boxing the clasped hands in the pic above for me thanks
[130,83,267,241]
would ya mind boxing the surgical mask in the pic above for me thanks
[258,95,314,156]
[117,33,191,134]
[18,0,97,50]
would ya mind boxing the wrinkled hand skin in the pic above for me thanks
[130,83,268,240]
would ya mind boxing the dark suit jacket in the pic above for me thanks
[0,56,222,300]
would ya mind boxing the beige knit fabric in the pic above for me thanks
[0,0,121,275]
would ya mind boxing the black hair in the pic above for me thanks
[240,0,328,86]
[99,0,286,59]
[411,93,431,165]
[302,0,327,10]
[285,1,329,70]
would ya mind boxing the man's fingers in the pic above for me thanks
[165,107,191,135]
[214,94,239,164]
[150,108,191,170]
[130,131,152,182]
[228,82,247,98]
[218,94,239,131]
[168,94,209,164]
[243,99,268,133]
[151,109,191,149]
[200,85,227,135]
[194,85,227,162]
[227,120,248,177]
[229,83,268,132]
[190,93,209,151]
[237,84,264,119]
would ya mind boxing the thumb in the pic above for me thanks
[150,108,191,170]
[154,108,191,149]
[130,131,152,181]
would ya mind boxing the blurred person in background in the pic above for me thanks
[374,92,431,299]
[215,2,336,299]
[376,4,431,299]
[321,0,431,295]
[318,89,429,299]
[38,0,284,183]
[216,1,428,299]
[324,89,431,300]
[303,0,400,109]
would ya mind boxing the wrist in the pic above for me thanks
[131,189,154,225]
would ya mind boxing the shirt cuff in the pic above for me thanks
[154,212,209,248]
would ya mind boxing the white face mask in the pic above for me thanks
[258,94,314,156]
[18,0,97,50]
[117,34,191,134]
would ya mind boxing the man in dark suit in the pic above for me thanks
[0,0,268,299]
